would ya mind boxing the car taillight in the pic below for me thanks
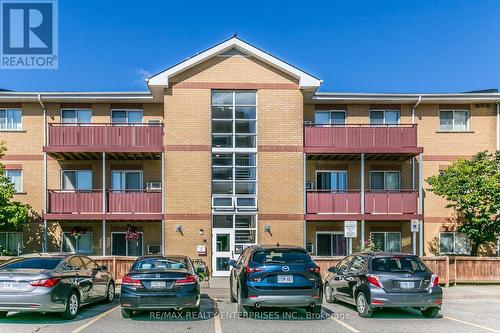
[366,274,382,288]
[174,274,197,286]
[245,266,262,274]
[122,274,142,287]
[29,278,60,288]
[308,266,320,273]
[430,274,439,287]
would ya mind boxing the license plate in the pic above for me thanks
[277,275,293,283]
[400,281,415,289]
[1,281,18,289]
[150,281,165,289]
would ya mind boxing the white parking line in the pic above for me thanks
[213,299,222,333]
[330,316,360,333]
[70,306,118,333]
[444,316,500,332]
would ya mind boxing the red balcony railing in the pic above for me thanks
[46,123,164,152]
[48,190,162,214]
[306,190,418,215]
[108,190,162,213]
[304,124,420,153]
[48,190,103,214]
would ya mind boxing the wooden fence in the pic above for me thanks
[1,255,499,286]
[313,256,500,287]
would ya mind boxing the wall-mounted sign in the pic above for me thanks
[196,245,206,255]
[344,221,357,238]
[411,219,420,232]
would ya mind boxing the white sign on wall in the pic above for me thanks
[411,219,420,232]
[344,221,357,238]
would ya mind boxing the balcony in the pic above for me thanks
[44,123,164,159]
[304,124,422,155]
[306,190,420,221]
[45,190,163,220]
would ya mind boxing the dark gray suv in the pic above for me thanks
[324,252,442,318]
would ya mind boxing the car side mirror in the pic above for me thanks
[328,266,337,273]
[100,265,108,271]
[228,259,236,267]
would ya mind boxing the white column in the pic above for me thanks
[360,153,365,242]
[161,152,165,255]
[496,102,499,151]
[102,220,106,256]
[418,153,424,256]
[102,153,106,256]
[43,152,47,252]
[412,229,417,255]
[303,153,307,248]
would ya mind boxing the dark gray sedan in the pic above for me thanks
[0,253,115,319]
[324,252,442,318]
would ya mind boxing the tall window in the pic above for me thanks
[314,110,346,125]
[61,109,92,124]
[0,232,23,255]
[370,171,400,190]
[439,232,470,254]
[5,170,23,193]
[370,110,400,125]
[212,214,257,255]
[111,109,143,124]
[61,232,93,254]
[316,232,345,256]
[111,232,143,256]
[316,171,347,191]
[0,109,22,130]
[61,170,92,190]
[212,153,256,196]
[439,110,469,131]
[212,91,256,148]
[371,232,401,252]
[111,171,142,190]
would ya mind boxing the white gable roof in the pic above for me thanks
[147,36,322,89]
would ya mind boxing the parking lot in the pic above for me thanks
[0,286,499,333]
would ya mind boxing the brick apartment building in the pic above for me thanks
[0,36,499,276]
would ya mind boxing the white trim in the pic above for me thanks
[369,109,401,125]
[314,110,347,125]
[438,232,471,255]
[147,37,321,89]
[315,231,345,256]
[0,108,22,131]
[110,109,144,124]
[315,170,348,190]
[438,109,470,131]
[61,232,94,254]
[110,170,144,190]
[5,169,23,193]
[110,231,144,256]
[370,231,402,252]
[60,170,93,191]
[0,231,23,255]
[369,170,401,190]
[60,108,93,124]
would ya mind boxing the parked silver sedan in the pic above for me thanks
[0,253,115,319]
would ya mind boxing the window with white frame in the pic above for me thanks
[370,171,401,190]
[370,110,400,125]
[61,170,92,190]
[212,214,257,255]
[212,153,256,196]
[111,232,143,256]
[111,170,143,190]
[0,109,22,130]
[5,170,23,193]
[371,232,401,252]
[314,110,346,125]
[316,232,346,256]
[212,91,256,149]
[61,232,93,254]
[439,232,470,255]
[111,109,143,124]
[0,232,23,255]
[316,171,347,191]
[439,110,469,131]
[61,109,92,124]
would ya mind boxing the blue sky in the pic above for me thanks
[1,0,499,93]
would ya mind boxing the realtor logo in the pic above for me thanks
[1,0,58,69]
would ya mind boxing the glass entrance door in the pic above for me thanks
[212,228,235,277]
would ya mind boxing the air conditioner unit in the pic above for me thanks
[148,119,162,125]
[148,245,161,254]
[146,182,162,190]
[306,243,314,254]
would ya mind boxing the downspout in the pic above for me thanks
[37,94,48,252]
[412,95,421,124]
[496,100,500,151]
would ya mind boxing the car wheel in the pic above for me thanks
[356,292,373,318]
[121,308,133,318]
[61,291,79,320]
[0,311,7,319]
[105,282,115,303]
[324,283,334,303]
[230,279,237,303]
[421,307,440,318]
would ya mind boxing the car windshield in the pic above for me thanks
[133,257,188,271]
[0,257,63,270]
[371,256,427,273]
[251,249,312,264]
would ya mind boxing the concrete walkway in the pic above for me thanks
[442,285,500,299]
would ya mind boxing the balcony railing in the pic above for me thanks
[304,124,420,153]
[48,190,162,214]
[46,123,164,152]
[306,189,418,215]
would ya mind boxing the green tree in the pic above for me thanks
[0,141,31,232]
[426,151,500,256]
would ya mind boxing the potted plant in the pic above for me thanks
[125,224,140,245]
